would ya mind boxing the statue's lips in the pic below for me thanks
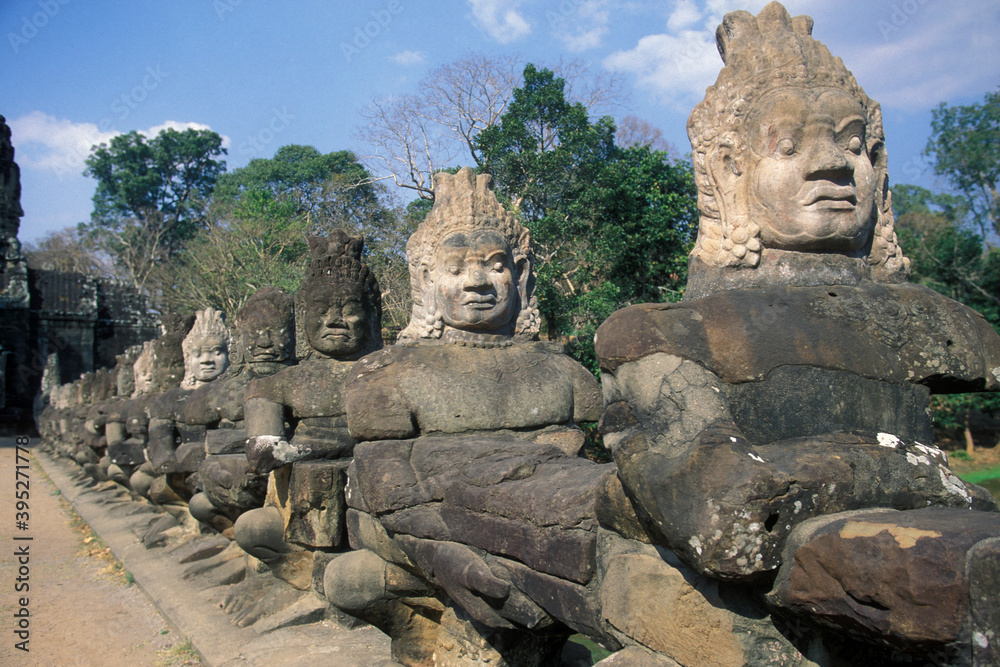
[461,295,497,309]
[322,329,352,339]
[250,349,280,360]
[801,186,857,209]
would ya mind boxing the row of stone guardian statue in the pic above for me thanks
[37,4,1000,666]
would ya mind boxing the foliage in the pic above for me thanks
[476,65,698,372]
[356,53,625,199]
[156,189,309,315]
[893,183,1000,445]
[158,145,416,328]
[213,145,380,228]
[23,226,115,279]
[924,88,1000,242]
[81,128,227,294]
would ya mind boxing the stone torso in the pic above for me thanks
[346,342,602,440]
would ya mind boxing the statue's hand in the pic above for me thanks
[425,542,513,629]
[246,435,292,474]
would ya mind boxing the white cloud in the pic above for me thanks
[834,2,1000,110]
[390,50,426,65]
[8,112,231,180]
[8,111,118,179]
[551,0,611,52]
[602,0,870,110]
[467,0,531,43]
[667,1,702,32]
[604,29,720,109]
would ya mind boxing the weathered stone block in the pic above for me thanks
[769,507,1000,652]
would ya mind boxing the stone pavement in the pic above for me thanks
[34,447,398,667]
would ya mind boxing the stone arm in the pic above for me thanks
[345,354,417,441]
[244,394,290,474]
[600,352,791,581]
[146,417,177,472]
[567,360,603,424]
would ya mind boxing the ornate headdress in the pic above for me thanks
[686,1,908,281]
[398,167,539,341]
[294,229,383,359]
[181,308,229,388]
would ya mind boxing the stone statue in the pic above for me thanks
[100,315,192,494]
[592,3,1000,661]
[179,287,294,529]
[325,167,604,665]
[180,308,229,389]
[143,308,230,503]
[345,167,598,444]
[233,231,382,587]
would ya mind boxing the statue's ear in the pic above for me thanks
[417,261,435,302]
[707,140,745,226]
[515,256,531,304]
[713,141,742,184]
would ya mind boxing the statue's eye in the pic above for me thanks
[493,261,504,272]
[778,138,795,156]
[847,135,862,154]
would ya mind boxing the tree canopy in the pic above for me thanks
[924,87,1000,243]
[476,64,698,371]
[81,127,227,293]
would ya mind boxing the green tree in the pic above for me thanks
[476,65,698,371]
[82,127,227,293]
[924,88,1000,242]
[213,145,377,225]
[165,145,417,329]
[158,189,308,315]
[893,183,1000,451]
[23,226,114,279]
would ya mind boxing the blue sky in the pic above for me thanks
[3,0,999,245]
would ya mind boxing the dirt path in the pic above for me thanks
[0,437,200,666]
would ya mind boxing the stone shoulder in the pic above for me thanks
[596,283,1000,391]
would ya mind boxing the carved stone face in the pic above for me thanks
[132,352,154,396]
[304,283,367,357]
[429,230,518,332]
[190,336,228,382]
[245,324,292,363]
[742,88,876,252]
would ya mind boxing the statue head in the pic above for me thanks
[131,341,156,397]
[399,167,539,343]
[181,308,229,388]
[115,344,143,398]
[294,230,383,361]
[135,313,194,395]
[686,2,908,283]
[229,286,294,374]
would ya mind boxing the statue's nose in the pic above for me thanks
[464,267,488,288]
[806,137,849,176]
